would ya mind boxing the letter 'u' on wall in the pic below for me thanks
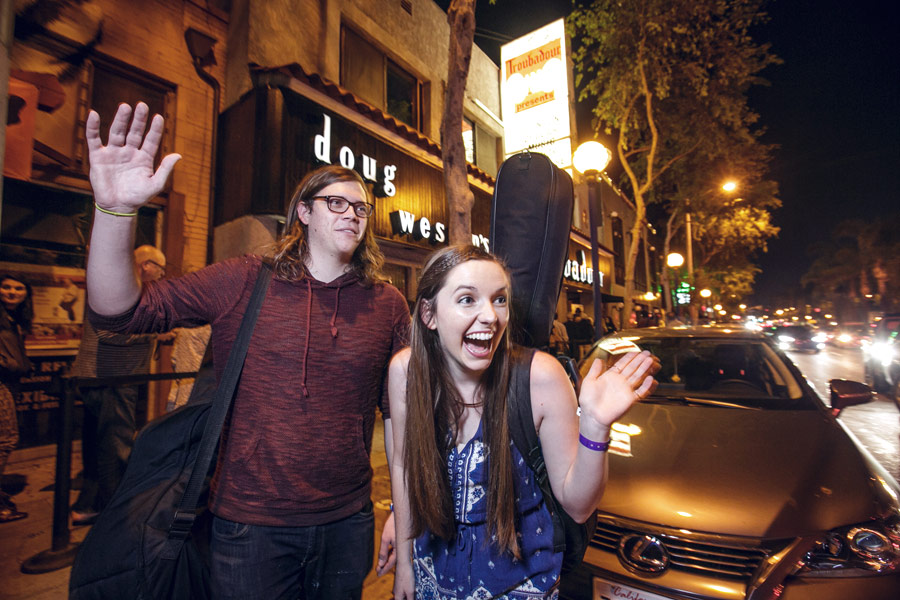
[5,79,40,180]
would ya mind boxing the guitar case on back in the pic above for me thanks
[490,151,574,348]
[490,151,595,575]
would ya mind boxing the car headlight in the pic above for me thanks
[812,333,828,343]
[800,514,900,577]
[871,342,896,367]
[778,335,795,343]
[837,333,853,343]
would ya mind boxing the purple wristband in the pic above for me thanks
[579,433,611,452]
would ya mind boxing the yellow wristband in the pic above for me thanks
[95,203,138,217]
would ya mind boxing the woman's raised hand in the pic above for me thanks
[578,350,659,428]
[86,102,181,214]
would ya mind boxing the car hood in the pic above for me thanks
[600,403,896,538]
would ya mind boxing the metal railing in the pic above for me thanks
[20,371,199,574]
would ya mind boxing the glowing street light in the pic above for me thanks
[699,288,712,298]
[574,140,612,339]
[573,141,612,176]
[722,181,738,193]
[667,253,684,268]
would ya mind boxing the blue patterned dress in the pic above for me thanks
[413,420,563,600]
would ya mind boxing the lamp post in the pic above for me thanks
[666,252,684,315]
[573,141,612,341]
[685,180,738,324]
[685,200,696,324]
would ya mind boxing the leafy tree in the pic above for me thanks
[569,0,780,320]
[802,216,900,316]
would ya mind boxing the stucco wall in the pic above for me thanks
[225,0,501,144]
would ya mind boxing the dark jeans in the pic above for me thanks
[210,502,375,600]
[72,385,138,513]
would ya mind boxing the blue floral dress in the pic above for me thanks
[413,420,563,600]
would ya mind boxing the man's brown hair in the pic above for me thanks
[270,165,384,285]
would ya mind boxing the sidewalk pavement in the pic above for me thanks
[0,421,395,600]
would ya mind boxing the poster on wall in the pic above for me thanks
[500,18,575,170]
[0,261,85,350]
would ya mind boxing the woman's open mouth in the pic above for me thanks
[464,332,494,358]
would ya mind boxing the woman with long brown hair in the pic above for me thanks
[389,245,658,599]
[0,274,34,523]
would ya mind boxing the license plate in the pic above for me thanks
[593,577,674,600]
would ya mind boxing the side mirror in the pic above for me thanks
[829,379,873,416]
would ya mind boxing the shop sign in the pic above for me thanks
[500,19,574,170]
[676,281,692,305]
[564,250,604,286]
[389,209,490,251]
[314,114,398,196]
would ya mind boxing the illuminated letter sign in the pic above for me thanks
[564,250,604,287]
[500,19,574,170]
[390,210,482,249]
[313,114,398,197]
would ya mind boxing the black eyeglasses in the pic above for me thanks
[311,196,375,218]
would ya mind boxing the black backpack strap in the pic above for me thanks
[506,345,567,554]
[167,259,274,543]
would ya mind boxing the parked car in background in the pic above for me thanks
[767,324,826,353]
[863,313,900,400]
[561,328,899,600]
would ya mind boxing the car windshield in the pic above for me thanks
[580,336,813,410]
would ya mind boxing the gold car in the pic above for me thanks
[562,328,900,600]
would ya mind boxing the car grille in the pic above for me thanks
[591,521,770,580]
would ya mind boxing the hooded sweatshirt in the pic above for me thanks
[90,255,411,526]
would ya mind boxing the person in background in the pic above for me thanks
[70,245,170,526]
[166,323,212,412]
[604,315,617,335]
[666,312,686,327]
[388,245,659,599]
[549,312,569,356]
[0,274,34,523]
[82,102,410,599]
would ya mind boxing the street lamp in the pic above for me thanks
[573,141,612,341]
[685,179,738,324]
[666,253,684,268]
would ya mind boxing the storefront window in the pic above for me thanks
[462,118,475,163]
[461,116,499,177]
[341,26,424,131]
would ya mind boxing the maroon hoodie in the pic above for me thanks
[91,255,411,526]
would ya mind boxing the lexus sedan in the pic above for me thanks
[561,328,900,600]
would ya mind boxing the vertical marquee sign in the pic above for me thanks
[500,19,575,170]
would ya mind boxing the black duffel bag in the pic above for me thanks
[69,262,272,600]
[69,401,214,599]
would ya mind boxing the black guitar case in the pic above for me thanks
[490,151,574,348]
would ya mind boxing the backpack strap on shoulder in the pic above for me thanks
[506,345,567,554]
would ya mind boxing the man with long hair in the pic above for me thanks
[82,102,410,599]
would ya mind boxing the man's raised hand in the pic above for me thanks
[86,102,181,213]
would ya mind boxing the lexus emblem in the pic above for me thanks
[618,534,670,574]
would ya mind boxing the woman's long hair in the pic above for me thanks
[269,165,385,285]
[403,245,520,557]
[0,274,34,333]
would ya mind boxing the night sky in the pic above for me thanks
[437,0,900,307]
